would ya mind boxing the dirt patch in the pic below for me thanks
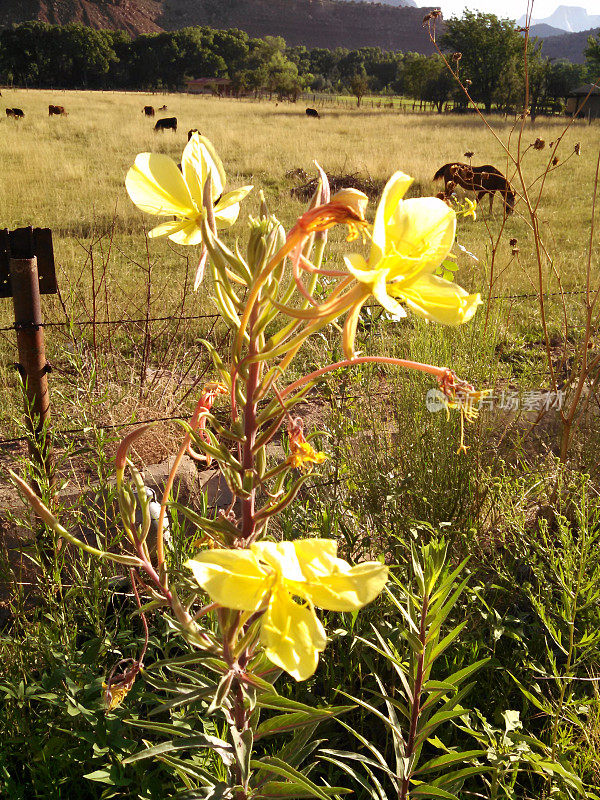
[290,170,386,202]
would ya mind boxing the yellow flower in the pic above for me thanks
[286,417,327,470]
[185,540,388,681]
[125,133,253,245]
[342,171,482,357]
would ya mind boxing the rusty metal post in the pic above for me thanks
[9,252,54,490]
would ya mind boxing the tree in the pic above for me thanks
[585,31,600,76]
[350,71,369,107]
[441,12,522,113]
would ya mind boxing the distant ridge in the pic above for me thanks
[0,0,439,52]
[518,5,600,33]
[540,26,600,63]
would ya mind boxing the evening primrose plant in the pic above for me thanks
[12,133,485,799]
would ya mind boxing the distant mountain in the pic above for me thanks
[528,23,567,38]
[0,0,439,51]
[518,5,600,33]
[540,26,599,63]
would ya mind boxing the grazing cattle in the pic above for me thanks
[433,162,515,214]
[7,107,24,118]
[188,128,201,141]
[6,108,15,117]
[158,105,168,111]
[143,105,155,117]
[49,104,67,116]
[305,107,320,118]
[154,116,177,132]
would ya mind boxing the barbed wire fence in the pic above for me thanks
[0,288,588,451]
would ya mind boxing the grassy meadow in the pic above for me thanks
[3,89,600,798]
[0,88,598,447]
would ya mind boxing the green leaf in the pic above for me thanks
[410,784,459,799]
[83,769,112,784]
[250,757,332,800]
[254,782,351,798]
[232,728,253,788]
[256,711,339,740]
[123,734,234,766]
[413,750,486,776]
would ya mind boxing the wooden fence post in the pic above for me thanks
[1,227,57,493]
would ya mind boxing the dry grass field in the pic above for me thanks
[0,88,599,444]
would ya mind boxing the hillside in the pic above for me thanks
[0,0,439,52]
[541,26,599,63]
[518,5,600,33]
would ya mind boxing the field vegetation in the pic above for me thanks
[1,87,600,799]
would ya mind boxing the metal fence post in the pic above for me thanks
[1,227,57,493]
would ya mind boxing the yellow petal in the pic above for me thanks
[167,219,204,246]
[181,135,224,206]
[185,551,270,611]
[342,298,365,360]
[343,253,371,284]
[291,540,389,612]
[371,171,414,261]
[126,153,194,216]
[251,542,305,583]
[261,586,326,681]
[372,271,406,317]
[392,273,482,326]
[147,219,191,239]
[215,186,254,212]
[301,561,389,612]
[214,202,241,228]
[385,198,456,280]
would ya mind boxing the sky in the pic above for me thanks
[416,0,600,21]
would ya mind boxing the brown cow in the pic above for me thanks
[7,108,24,119]
[49,104,67,116]
[143,106,155,117]
[158,105,168,111]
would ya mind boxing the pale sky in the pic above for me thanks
[416,0,600,21]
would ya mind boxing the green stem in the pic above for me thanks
[400,593,429,800]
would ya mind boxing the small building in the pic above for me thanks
[185,78,234,97]
[566,84,600,120]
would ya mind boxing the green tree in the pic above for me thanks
[441,11,522,113]
[585,30,600,75]
[350,70,369,107]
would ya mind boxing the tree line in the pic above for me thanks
[0,16,598,113]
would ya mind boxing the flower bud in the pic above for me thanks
[247,214,285,273]
[330,188,368,219]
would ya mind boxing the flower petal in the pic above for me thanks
[214,202,241,228]
[181,135,224,206]
[392,273,482,326]
[343,253,371,283]
[185,551,270,611]
[147,219,191,239]
[261,586,326,681]
[372,271,407,317]
[301,561,389,612]
[215,185,254,212]
[385,197,456,280]
[371,171,414,262]
[168,219,205,246]
[251,542,305,583]
[126,153,194,216]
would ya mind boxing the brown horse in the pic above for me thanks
[433,162,515,214]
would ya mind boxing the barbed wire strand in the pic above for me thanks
[0,290,589,333]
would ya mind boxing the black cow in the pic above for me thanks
[143,105,155,117]
[49,104,67,116]
[158,105,168,111]
[188,128,201,141]
[154,116,177,132]
[7,107,24,118]
[305,107,320,118]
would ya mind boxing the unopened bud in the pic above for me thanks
[330,188,368,219]
[247,215,285,272]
